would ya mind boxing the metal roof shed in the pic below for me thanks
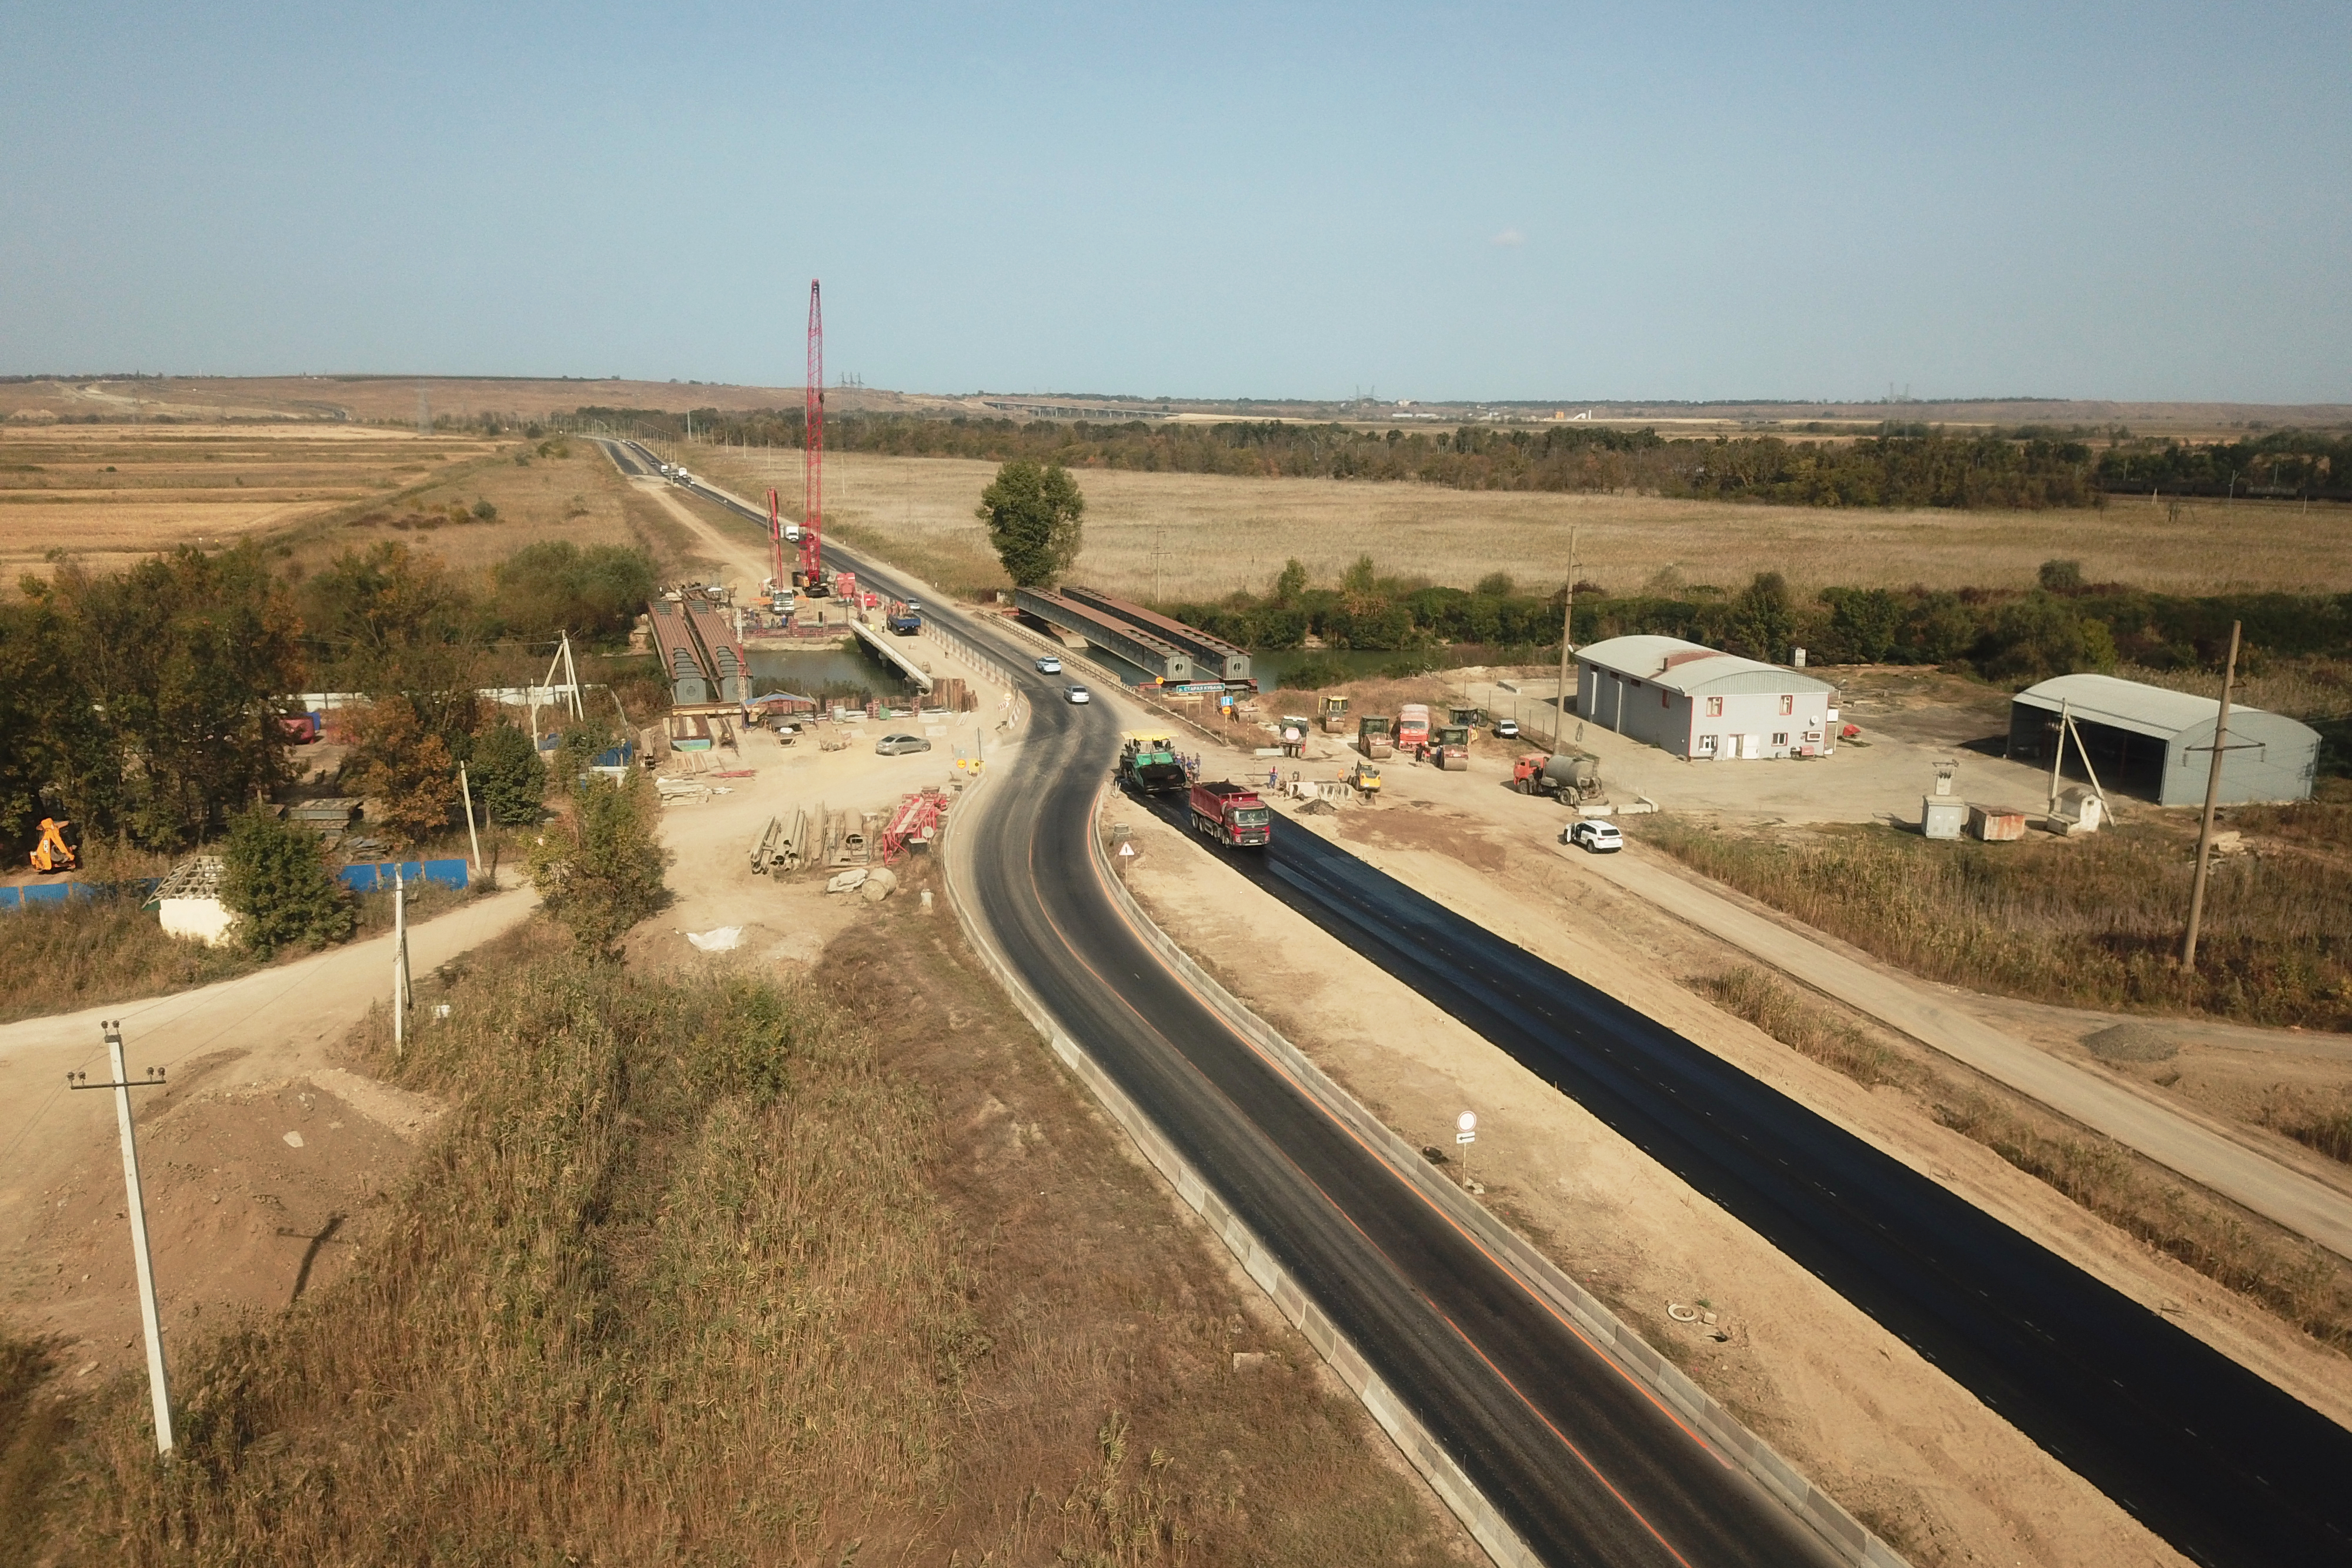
[2006,673,2318,805]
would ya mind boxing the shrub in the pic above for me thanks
[528,777,667,957]
[220,808,354,955]
[468,720,545,824]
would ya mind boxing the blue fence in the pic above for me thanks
[0,878,162,912]
[337,859,470,894]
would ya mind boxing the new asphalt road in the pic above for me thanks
[633,446,2352,1566]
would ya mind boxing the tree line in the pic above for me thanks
[0,538,656,857]
[605,402,2350,511]
[1160,555,2352,688]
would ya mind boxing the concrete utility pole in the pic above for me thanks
[2181,621,2242,971]
[68,1023,173,1453]
[392,866,412,1056]
[458,762,483,875]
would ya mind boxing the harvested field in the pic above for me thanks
[0,424,693,593]
[0,424,493,586]
[697,447,2352,604]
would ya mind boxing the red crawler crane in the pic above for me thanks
[799,279,826,594]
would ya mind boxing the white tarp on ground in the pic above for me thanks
[685,926,743,951]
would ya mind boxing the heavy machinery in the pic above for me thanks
[1188,780,1272,847]
[1118,734,1189,795]
[1395,703,1431,754]
[1429,724,1471,771]
[1348,759,1382,798]
[1319,693,1351,734]
[30,817,76,873]
[886,599,924,635]
[1356,714,1393,759]
[1512,750,1603,805]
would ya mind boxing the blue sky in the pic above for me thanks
[2,2,2346,402]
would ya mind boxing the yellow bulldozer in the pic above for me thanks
[30,817,77,874]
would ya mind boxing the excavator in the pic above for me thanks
[29,817,76,874]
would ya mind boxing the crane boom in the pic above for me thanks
[801,280,825,591]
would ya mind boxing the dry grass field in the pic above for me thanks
[0,424,501,584]
[700,446,2352,603]
[0,424,705,593]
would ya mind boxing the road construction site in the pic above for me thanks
[918,581,2351,1568]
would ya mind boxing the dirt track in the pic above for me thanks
[0,887,535,1369]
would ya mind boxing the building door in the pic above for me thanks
[1737,733,1760,759]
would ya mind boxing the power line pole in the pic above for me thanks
[2181,620,2242,971]
[68,1023,174,1454]
[458,761,483,877]
[392,866,413,1056]
[1554,524,1581,748]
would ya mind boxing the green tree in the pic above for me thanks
[469,720,546,825]
[1272,558,1308,606]
[220,807,354,955]
[1725,571,1796,662]
[975,461,1085,587]
[1984,593,2087,681]
[300,542,482,754]
[49,544,306,850]
[1818,587,1903,663]
[1474,570,1516,598]
[2038,558,2085,594]
[529,777,669,957]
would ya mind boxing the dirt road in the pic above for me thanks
[0,887,537,1361]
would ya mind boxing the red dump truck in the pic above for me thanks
[1189,780,1273,847]
[1395,703,1431,753]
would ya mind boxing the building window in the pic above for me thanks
[1778,695,1795,716]
[1706,697,1723,717]
[1772,731,1789,747]
[1698,734,1718,755]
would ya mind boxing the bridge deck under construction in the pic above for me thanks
[1014,587,1209,684]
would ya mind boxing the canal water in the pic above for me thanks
[744,643,915,700]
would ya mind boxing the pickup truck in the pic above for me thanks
[887,600,924,635]
[1189,780,1272,847]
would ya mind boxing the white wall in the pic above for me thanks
[1688,690,1833,760]
[159,897,236,948]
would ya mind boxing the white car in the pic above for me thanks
[1035,656,1063,674]
[1494,718,1521,740]
[1064,684,1091,705]
[1563,819,1622,852]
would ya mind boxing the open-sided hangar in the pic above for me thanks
[2006,673,2319,805]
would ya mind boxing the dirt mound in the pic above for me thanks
[2083,1022,2179,1062]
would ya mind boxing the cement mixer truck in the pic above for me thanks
[1511,749,1602,805]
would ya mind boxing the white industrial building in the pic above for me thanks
[1575,636,1838,760]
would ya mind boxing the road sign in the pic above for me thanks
[1456,1111,1477,1132]
[1455,1131,1476,1144]
[1118,842,1136,858]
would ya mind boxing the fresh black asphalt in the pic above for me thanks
[642,456,2352,1566]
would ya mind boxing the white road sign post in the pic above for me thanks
[1455,1111,1477,1188]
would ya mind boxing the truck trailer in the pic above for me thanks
[1189,780,1272,847]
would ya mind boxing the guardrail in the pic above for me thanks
[1088,801,1909,1568]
